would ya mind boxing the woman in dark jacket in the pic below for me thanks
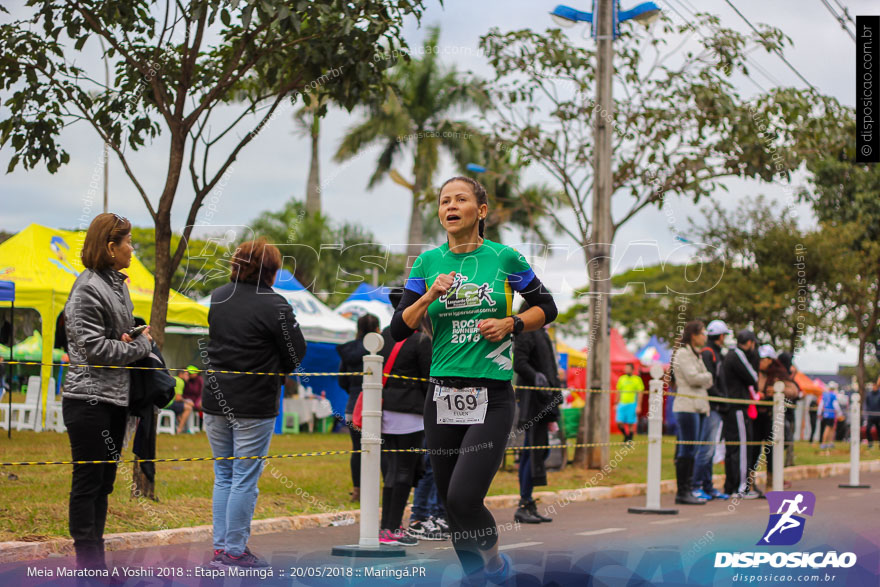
[203,239,306,569]
[378,288,432,545]
[337,313,380,502]
[62,213,153,570]
[512,301,561,524]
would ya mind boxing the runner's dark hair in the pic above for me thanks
[439,176,488,238]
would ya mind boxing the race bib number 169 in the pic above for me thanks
[434,386,488,425]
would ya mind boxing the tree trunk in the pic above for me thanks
[406,188,424,261]
[140,132,186,500]
[305,121,321,215]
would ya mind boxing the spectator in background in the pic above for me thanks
[337,313,381,503]
[818,381,841,454]
[615,363,643,444]
[513,301,562,524]
[203,238,306,569]
[866,382,880,448]
[167,369,186,430]
[177,365,204,434]
[671,321,713,505]
[692,319,730,501]
[754,345,796,491]
[721,330,760,498]
[377,287,432,546]
[406,313,450,542]
[61,213,153,571]
[777,352,800,467]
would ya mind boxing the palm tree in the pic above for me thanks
[295,92,330,215]
[334,26,483,258]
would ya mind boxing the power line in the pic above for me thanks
[819,0,856,41]
[831,0,856,26]
[659,0,768,93]
[677,0,785,87]
[722,0,818,92]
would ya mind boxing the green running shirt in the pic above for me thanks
[404,239,536,381]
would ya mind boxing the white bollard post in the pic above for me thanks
[839,392,871,489]
[772,381,785,492]
[332,332,405,557]
[629,364,678,515]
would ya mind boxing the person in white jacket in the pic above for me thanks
[672,321,714,505]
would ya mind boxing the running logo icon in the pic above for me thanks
[758,491,816,546]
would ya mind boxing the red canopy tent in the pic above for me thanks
[565,329,642,434]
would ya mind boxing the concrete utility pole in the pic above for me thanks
[580,0,614,469]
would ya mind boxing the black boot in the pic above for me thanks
[514,499,543,524]
[675,458,705,505]
[526,499,553,522]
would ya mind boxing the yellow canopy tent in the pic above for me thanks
[0,223,208,423]
[557,341,587,368]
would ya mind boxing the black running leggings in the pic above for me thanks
[423,377,515,574]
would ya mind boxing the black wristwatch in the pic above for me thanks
[510,315,525,336]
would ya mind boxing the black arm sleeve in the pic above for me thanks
[390,288,423,342]
[518,275,558,325]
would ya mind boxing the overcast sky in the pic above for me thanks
[0,1,869,373]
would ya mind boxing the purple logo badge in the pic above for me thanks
[758,491,816,546]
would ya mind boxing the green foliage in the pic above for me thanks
[334,26,483,248]
[0,0,429,342]
[793,94,880,390]
[558,197,819,352]
[477,13,812,251]
[130,226,229,299]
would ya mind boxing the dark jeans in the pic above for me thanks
[380,430,424,530]
[692,409,723,492]
[518,450,534,499]
[62,397,127,559]
[674,411,704,459]
[410,439,446,522]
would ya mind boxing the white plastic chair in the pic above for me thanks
[11,376,54,431]
[183,409,202,433]
[44,392,66,433]
[157,409,176,434]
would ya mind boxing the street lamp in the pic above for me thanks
[550,1,659,471]
[550,1,659,38]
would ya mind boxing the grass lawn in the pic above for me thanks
[0,429,871,542]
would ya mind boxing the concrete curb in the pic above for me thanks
[2,459,877,565]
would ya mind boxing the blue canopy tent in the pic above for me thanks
[636,335,672,365]
[1,280,14,436]
[346,282,391,304]
[271,270,356,429]
[335,282,395,328]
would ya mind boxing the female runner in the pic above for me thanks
[391,176,557,583]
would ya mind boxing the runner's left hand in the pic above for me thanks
[478,318,513,342]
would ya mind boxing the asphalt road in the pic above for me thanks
[2,470,878,587]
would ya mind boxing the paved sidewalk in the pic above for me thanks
[0,470,877,586]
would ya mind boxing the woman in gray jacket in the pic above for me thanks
[62,213,153,570]
[671,320,713,505]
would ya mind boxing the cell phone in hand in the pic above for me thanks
[128,324,148,339]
